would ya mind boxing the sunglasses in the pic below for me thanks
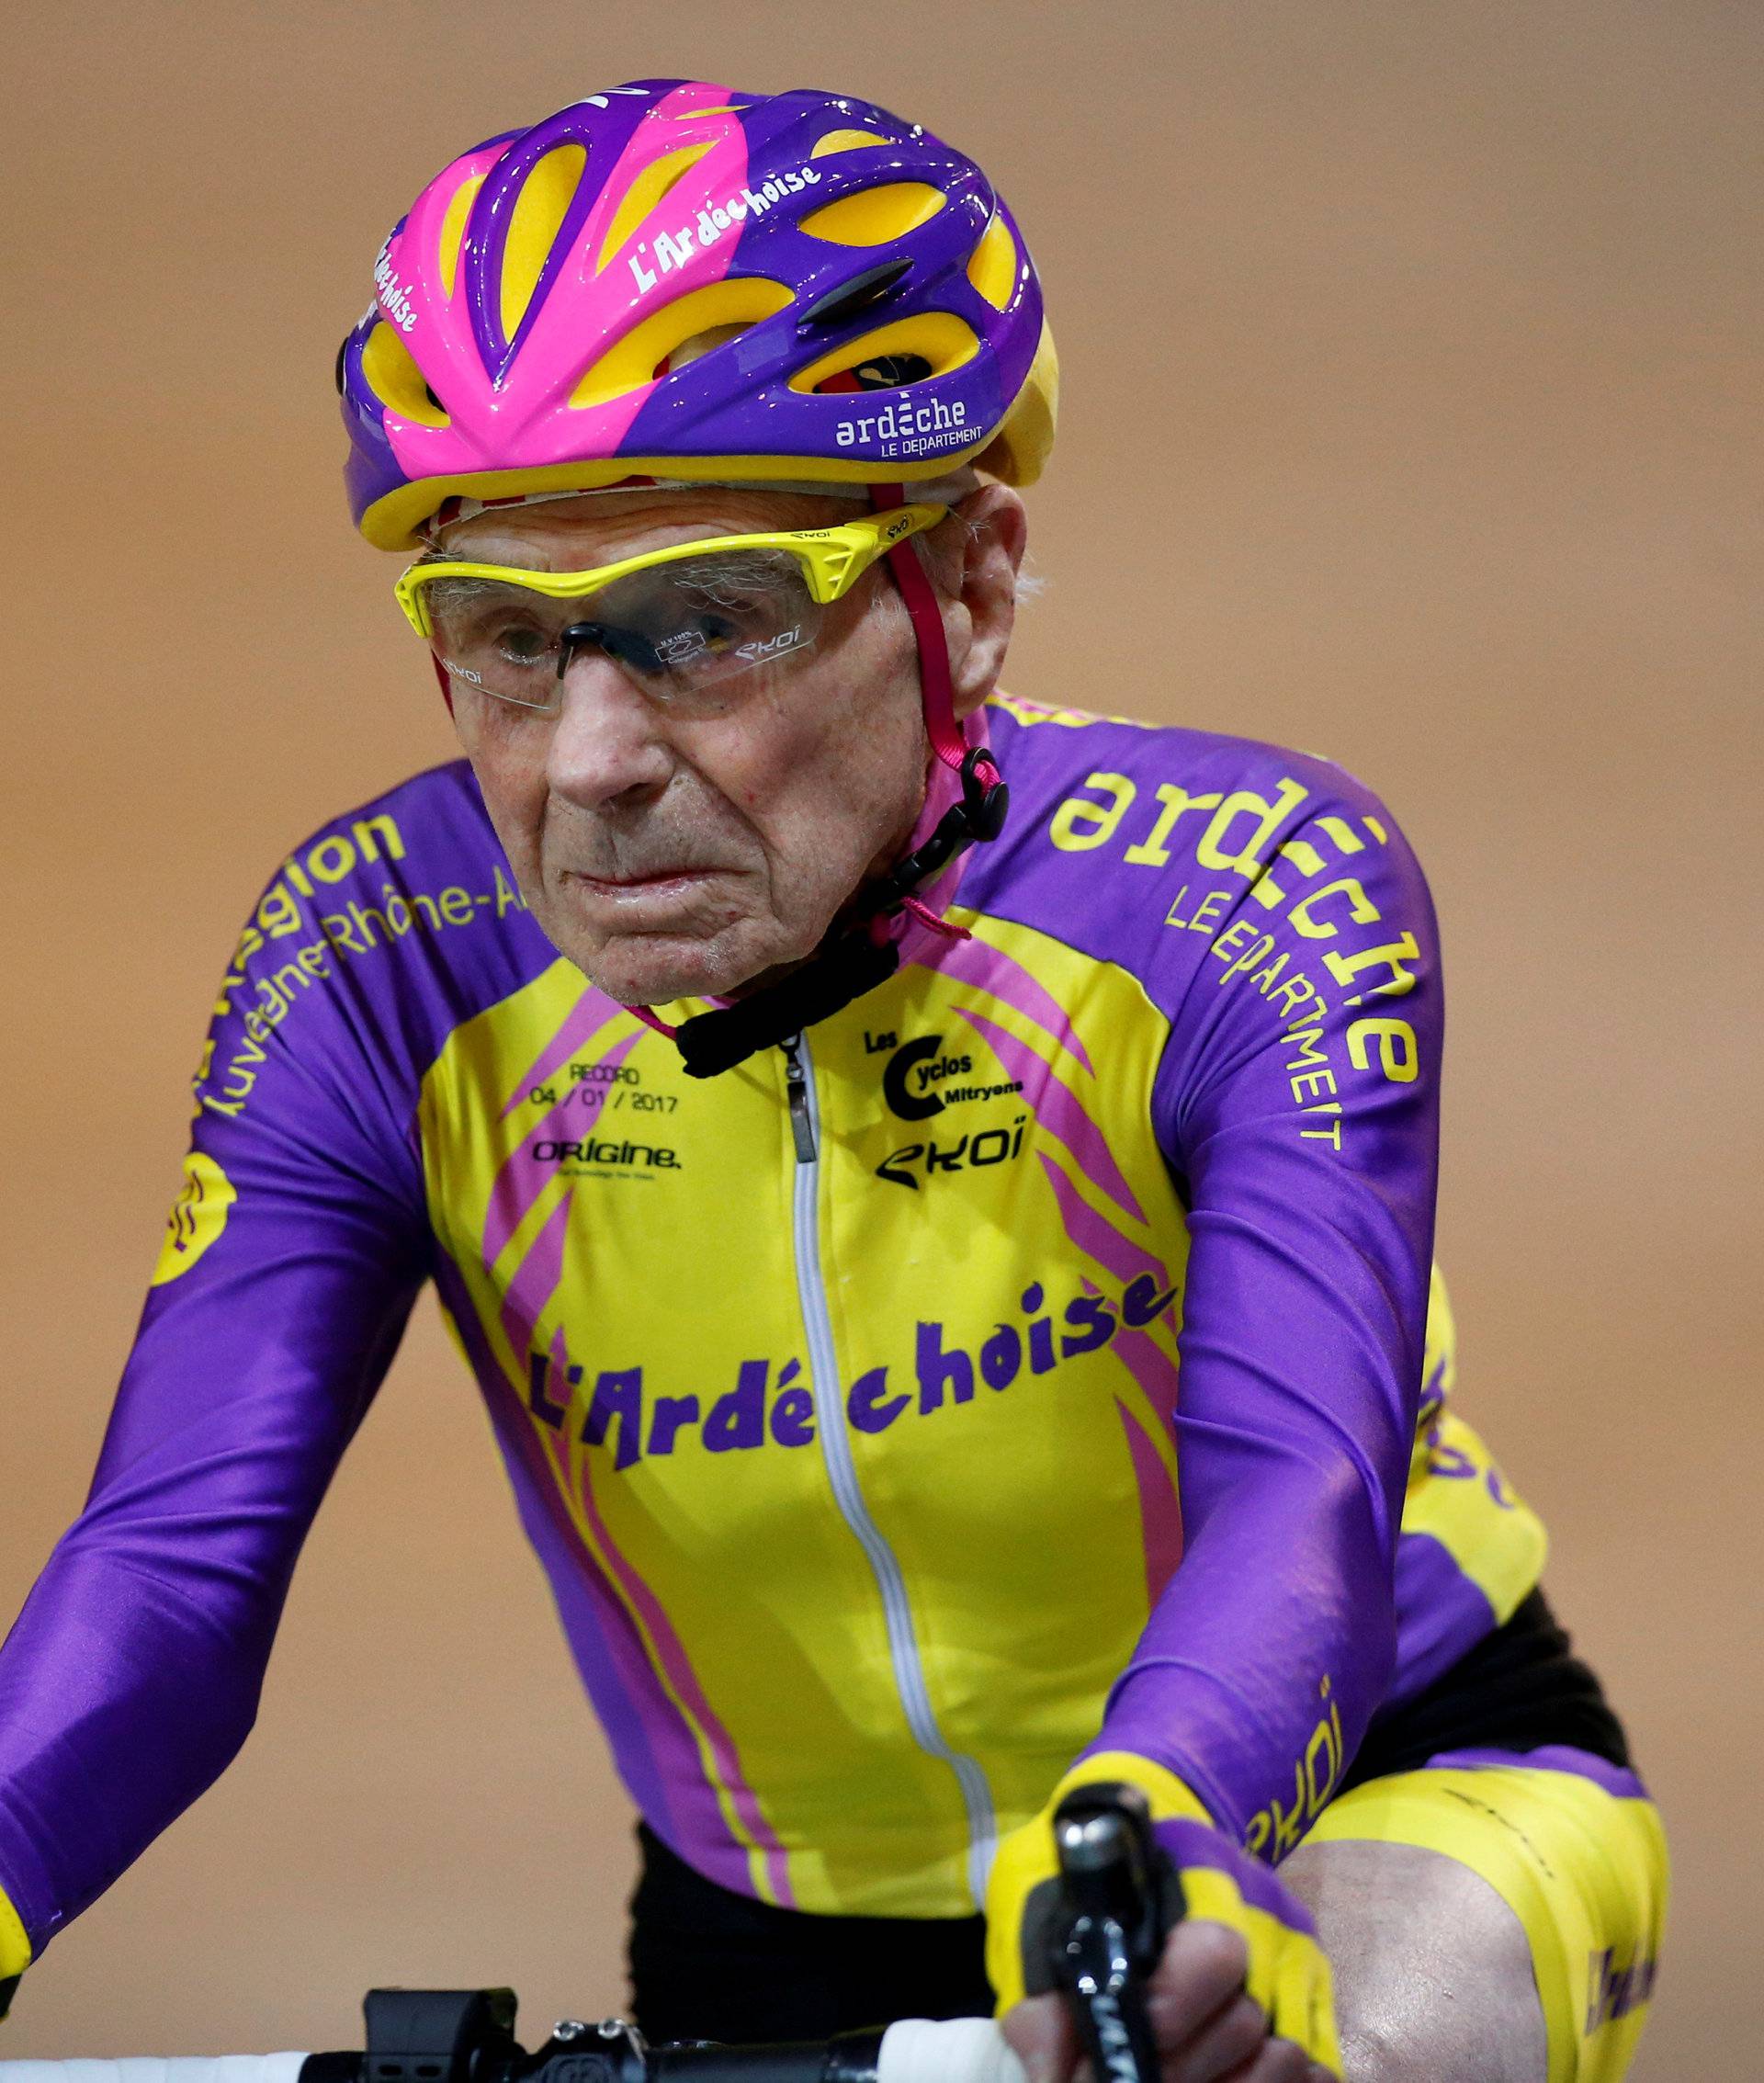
[395,504,947,715]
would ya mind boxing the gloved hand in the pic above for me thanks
[985,1752,1340,2080]
[0,1881,27,2020]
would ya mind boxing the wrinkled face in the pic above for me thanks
[429,485,1021,1006]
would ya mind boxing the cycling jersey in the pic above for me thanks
[0,693,1549,1956]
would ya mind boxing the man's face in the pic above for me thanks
[431,486,1019,1006]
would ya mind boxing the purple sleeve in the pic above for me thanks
[0,900,429,1959]
[1087,782,1442,1862]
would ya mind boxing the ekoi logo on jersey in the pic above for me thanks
[524,1273,1178,1472]
[876,1119,1028,1188]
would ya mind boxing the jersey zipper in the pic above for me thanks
[779,1032,999,1909]
[781,1033,818,1163]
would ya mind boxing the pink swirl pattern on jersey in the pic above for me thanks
[545,1345,799,1908]
[962,1007,1144,1222]
[1115,1397,1185,1609]
[486,1025,641,1265]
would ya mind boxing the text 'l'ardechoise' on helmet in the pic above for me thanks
[338,79,1057,549]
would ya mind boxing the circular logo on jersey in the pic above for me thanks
[152,1149,237,1286]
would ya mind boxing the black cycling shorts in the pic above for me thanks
[625,1587,1630,2044]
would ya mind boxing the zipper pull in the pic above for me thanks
[780,1035,817,1165]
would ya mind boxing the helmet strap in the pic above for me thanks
[870,482,991,779]
[845,481,1010,928]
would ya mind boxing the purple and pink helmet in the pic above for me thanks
[339,79,1057,548]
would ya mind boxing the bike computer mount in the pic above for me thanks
[351,1991,886,2083]
[345,1990,639,2083]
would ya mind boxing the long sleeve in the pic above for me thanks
[0,902,431,1961]
[1085,775,1442,1861]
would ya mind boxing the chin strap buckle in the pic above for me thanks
[961,745,1011,839]
[858,747,1009,923]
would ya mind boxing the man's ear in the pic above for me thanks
[940,484,1028,720]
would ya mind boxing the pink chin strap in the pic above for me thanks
[870,481,1002,793]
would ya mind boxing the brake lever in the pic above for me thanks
[1048,1783,1182,2083]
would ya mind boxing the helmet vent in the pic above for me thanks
[437,175,485,300]
[570,277,793,408]
[849,353,934,390]
[811,127,897,157]
[500,144,589,340]
[359,322,450,427]
[595,142,715,274]
[657,322,752,377]
[799,183,945,247]
[790,312,980,394]
[966,213,1019,312]
[815,352,935,394]
[796,258,912,333]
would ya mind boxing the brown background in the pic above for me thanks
[2,0,1757,2067]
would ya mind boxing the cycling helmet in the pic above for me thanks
[339,78,1056,549]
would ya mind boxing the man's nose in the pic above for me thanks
[544,652,675,810]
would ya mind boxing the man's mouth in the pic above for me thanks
[571,866,720,889]
[561,865,734,913]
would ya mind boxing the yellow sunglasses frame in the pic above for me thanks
[394,502,948,640]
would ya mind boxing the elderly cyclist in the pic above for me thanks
[0,81,1665,2083]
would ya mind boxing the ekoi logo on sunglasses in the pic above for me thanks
[524,1272,1179,1473]
[735,625,811,663]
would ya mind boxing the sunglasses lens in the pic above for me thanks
[425,578,571,708]
[593,549,820,687]
[423,549,824,713]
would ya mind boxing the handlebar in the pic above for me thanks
[0,1785,1176,2083]
[0,2021,1016,2083]
[0,2065,309,2083]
